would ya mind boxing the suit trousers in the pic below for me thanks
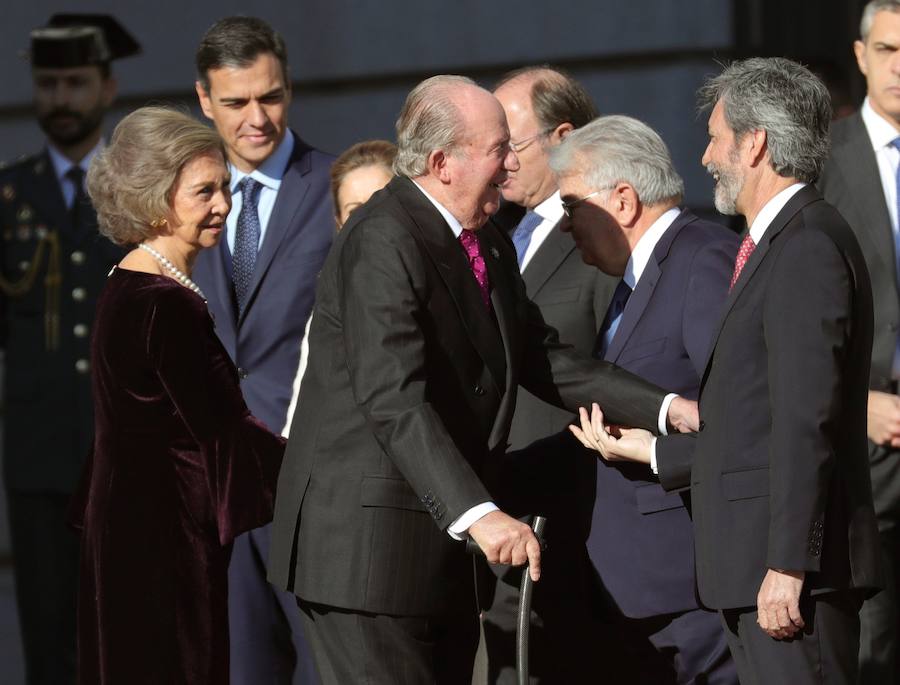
[7,490,78,685]
[298,600,480,684]
[720,591,862,685]
[228,523,318,685]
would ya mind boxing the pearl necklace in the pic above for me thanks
[138,243,207,301]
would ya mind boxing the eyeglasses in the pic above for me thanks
[509,127,555,153]
[561,190,604,218]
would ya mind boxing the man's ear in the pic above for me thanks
[553,122,575,143]
[746,128,769,169]
[428,149,452,183]
[612,183,640,227]
[196,81,214,119]
[854,39,869,78]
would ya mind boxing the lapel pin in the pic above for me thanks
[489,246,500,260]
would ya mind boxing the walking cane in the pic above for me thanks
[468,515,547,685]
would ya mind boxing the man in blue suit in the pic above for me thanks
[550,114,739,683]
[192,16,334,685]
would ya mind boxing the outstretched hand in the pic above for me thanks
[569,403,653,465]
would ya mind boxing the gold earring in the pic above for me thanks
[150,217,167,229]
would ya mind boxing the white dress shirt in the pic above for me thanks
[226,129,295,253]
[519,190,564,271]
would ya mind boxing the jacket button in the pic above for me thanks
[237,367,248,380]
[71,251,85,265]
[75,359,90,374]
[698,420,705,431]
[889,322,898,333]
[474,384,485,396]
[73,323,88,338]
[72,287,86,302]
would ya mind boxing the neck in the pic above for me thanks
[143,237,197,276]
[868,97,900,133]
[625,203,674,251]
[739,172,797,228]
[53,129,102,165]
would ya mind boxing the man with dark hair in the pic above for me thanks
[818,3,900,681]
[0,14,137,685]
[192,15,334,685]
[576,57,882,684]
[268,73,698,685]
[482,65,618,684]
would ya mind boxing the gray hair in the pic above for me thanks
[861,1,900,41]
[549,115,684,207]
[87,107,225,246]
[393,75,477,178]
[495,65,599,131]
[697,57,831,184]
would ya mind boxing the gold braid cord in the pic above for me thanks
[0,230,62,350]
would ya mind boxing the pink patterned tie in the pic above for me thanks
[459,230,491,309]
[729,234,756,291]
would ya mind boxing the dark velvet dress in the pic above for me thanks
[71,267,285,684]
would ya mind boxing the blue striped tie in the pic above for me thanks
[234,177,263,314]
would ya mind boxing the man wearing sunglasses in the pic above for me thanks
[551,114,739,684]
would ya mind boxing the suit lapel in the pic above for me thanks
[237,137,312,328]
[604,210,695,362]
[835,114,896,284]
[699,186,820,387]
[210,237,238,343]
[394,179,506,397]
[521,220,572,297]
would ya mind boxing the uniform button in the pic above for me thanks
[72,287,86,301]
[75,359,90,374]
[474,384,485,396]
[17,260,29,271]
[73,323,88,338]
[71,251,86,265]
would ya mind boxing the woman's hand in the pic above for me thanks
[569,403,653,465]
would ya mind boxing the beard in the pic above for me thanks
[707,159,744,216]
[37,103,106,148]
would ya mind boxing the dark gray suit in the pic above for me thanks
[657,186,882,683]
[268,176,667,682]
[819,111,900,684]
[482,217,617,685]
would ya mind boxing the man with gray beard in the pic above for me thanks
[573,57,883,683]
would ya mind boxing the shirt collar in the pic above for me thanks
[622,206,681,289]
[862,97,900,151]
[748,182,807,245]
[47,138,104,183]
[412,180,464,237]
[229,129,295,192]
[532,189,564,224]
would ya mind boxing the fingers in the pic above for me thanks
[787,598,805,631]
[526,534,542,582]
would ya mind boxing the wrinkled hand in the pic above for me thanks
[667,396,699,433]
[467,510,542,582]
[757,568,805,639]
[867,390,900,448]
[569,403,653,464]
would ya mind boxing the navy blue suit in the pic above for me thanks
[589,209,738,683]
[192,134,334,685]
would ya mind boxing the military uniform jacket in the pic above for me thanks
[0,150,122,492]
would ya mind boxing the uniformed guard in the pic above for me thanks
[0,14,139,685]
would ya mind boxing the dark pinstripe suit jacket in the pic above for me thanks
[268,176,665,617]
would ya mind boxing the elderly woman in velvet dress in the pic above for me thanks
[72,106,285,684]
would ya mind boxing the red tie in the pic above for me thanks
[729,234,756,291]
[459,230,491,309]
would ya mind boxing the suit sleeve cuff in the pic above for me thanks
[658,393,678,435]
[448,502,499,540]
[650,437,659,475]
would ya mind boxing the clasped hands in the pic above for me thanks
[570,400,806,640]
